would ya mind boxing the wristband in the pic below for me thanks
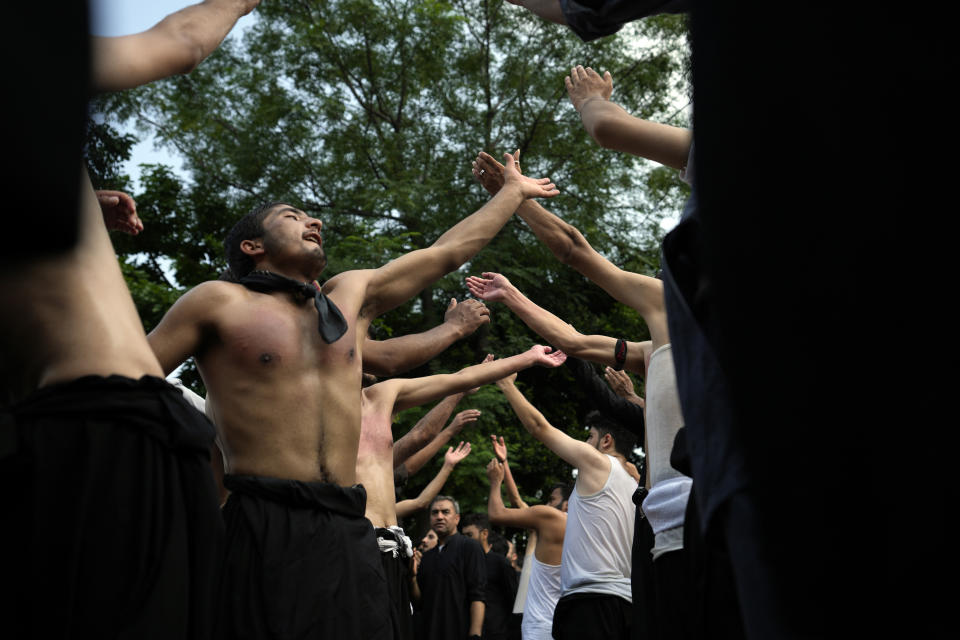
[614,338,627,371]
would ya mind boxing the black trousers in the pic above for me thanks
[217,475,393,639]
[552,593,632,640]
[377,528,413,640]
[0,375,224,639]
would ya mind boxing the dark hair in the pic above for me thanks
[430,495,460,514]
[460,512,490,532]
[586,410,637,457]
[223,201,285,280]
[548,482,573,503]
[488,531,508,556]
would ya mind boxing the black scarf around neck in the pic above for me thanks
[238,270,348,344]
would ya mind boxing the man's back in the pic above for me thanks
[562,454,637,599]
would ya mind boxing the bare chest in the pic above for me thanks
[214,296,358,372]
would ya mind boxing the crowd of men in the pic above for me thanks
[2,0,953,639]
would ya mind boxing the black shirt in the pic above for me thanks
[416,533,486,640]
[481,550,519,640]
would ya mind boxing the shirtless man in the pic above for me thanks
[358,347,568,640]
[1,2,261,637]
[146,154,558,638]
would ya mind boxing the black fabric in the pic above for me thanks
[482,550,519,640]
[216,475,392,640]
[416,533,487,640]
[630,508,658,640]
[6,2,88,260]
[238,270,348,343]
[552,592,632,640]
[559,0,688,42]
[0,374,224,639]
[377,529,413,640]
[565,356,645,439]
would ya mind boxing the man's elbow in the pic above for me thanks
[588,116,620,151]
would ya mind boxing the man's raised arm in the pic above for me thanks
[348,154,557,320]
[565,65,691,167]
[395,401,479,475]
[389,346,567,413]
[495,372,610,493]
[362,298,489,377]
[466,272,648,375]
[486,458,562,531]
[491,434,527,508]
[92,0,261,93]
[472,153,668,349]
[395,442,471,519]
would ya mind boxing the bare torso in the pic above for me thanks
[185,270,374,485]
[356,382,403,527]
[1,169,162,404]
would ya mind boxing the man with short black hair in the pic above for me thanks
[496,374,639,640]
[412,496,487,640]
[462,513,520,640]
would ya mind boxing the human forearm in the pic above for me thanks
[363,323,464,377]
[395,461,456,519]
[579,101,691,169]
[92,0,259,92]
[469,601,485,637]
[498,381,551,442]
[430,184,525,271]
[502,461,528,508]
[394,394,464,470]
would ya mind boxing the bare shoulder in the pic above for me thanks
[161,279,251,325]
[322,269,375,295]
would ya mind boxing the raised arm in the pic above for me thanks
[486,458,563,532]
[465,272,648,375]
[390,346,567,413]
[491,434,528,508]
[396,402,479,475]
[495,374,610,494]
[472,153,668,348]
[565,65,692,168]
[352,153,557,319]
[92,0,261,93]
[362,298,489,376]
[604,365,646,408]
[565,356,645,437]
[395,442,471,519]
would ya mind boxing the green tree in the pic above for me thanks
[90,0,689,525]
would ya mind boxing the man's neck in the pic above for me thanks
[436,530,457,547]
[255,261,321,284]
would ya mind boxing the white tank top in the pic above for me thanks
[561,455,637,601]
[520,555,562,639]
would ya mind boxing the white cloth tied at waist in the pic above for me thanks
[377,525,414,559]
[641,476,693,534]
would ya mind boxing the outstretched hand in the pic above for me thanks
[528,345,568,368]
[96,190,143,235]
[445,441,472,466]
[444,298,490,337]
[491,434,508,462]
[565,65,613,113]
[604,366,645,408]
[493,150,558,200]
[472,151,511,196]
[449,409,482,432]
[486,457,505,484]
[465,272,514,302]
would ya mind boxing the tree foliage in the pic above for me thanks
[88,0,689,540]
